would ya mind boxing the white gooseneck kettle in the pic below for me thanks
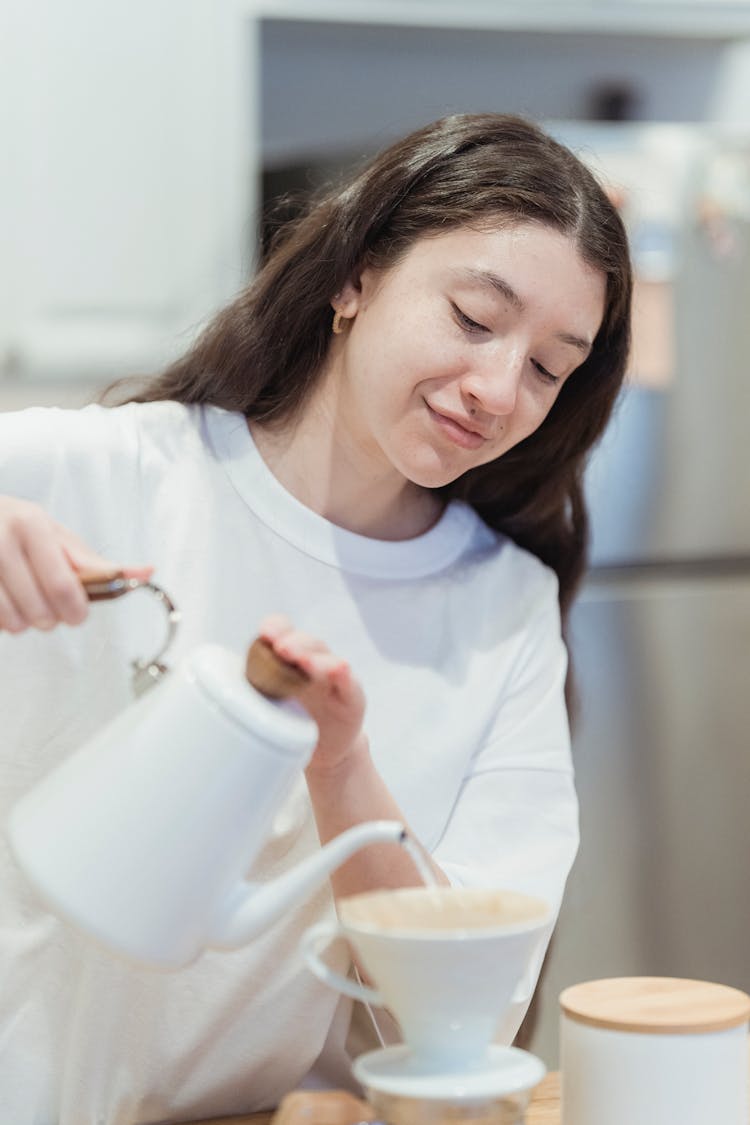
[7,572,407,968]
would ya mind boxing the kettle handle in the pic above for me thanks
[80,570,181,696]
[300,920,383,1006]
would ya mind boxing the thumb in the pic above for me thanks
[58,526,153,583]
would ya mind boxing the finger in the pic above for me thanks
[328,660,354,693]
[0,507,59,627]
[0,536,58,629]
[272,629,330,667]
[25,534,93,626]
[0,585,26,633]
[293,650,348,682]
[257,614,294,643]
[57,526,154,609]
[120,565,155,581]
[295,656,366,719]
[55,523,147,580]
[327,661,366,710]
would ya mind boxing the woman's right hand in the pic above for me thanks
[0,496,152,634]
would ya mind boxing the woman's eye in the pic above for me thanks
[452,303,489,334]
[531,359,561,386]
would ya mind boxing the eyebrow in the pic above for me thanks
[453,267,593,355]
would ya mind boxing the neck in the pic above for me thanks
[249,382,442,542]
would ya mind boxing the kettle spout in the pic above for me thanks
[207,820,406,949]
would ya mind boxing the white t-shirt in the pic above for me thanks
[0,401,578,1124]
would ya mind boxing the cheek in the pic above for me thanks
[523,380,562,424]
[481,394,555,462]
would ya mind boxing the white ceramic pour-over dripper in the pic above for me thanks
[302,886,551,1071]
[7,643,406,968]
[353,1042,546,1122]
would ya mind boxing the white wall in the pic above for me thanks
[3,2,750,408]
[0,0,251,397]
[261,19,731,165]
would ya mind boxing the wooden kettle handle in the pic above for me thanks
[79,569,137,601]
[245,637,310,700]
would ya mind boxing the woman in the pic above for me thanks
[0,114,631,1123]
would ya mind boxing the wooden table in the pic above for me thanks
[190,1070,562,1125]
[525,1070,561,1125]
[190,1050,750,1125]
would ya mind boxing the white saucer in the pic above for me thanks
[352,1044,545,1101]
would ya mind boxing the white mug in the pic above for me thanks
[301,885,551,1069]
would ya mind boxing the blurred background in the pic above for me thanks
[2,0,750,1068]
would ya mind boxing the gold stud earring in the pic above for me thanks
[332,310,345,335]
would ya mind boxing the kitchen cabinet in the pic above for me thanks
[2,0,750,381]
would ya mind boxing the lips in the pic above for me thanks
[425,402,489,450]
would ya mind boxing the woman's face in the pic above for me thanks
[331,222,606,491]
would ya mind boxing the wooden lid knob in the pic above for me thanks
[245,637,310,700]
[560,977,750,1035]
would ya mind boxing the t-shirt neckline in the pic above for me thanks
[205,407,482,580]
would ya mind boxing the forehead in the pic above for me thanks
[388,222,606,324]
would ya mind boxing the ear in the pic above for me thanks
[332,264,381,317]
[331,277,361,319]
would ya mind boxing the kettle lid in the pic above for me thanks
[186,643,318,758]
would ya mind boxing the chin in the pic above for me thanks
[400,454,470,491]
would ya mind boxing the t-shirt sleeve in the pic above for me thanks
[0,405,119,505]
[0,406,72,502]
[429,570,578,1040]
[0,404,143,553]
[431,578,578,904]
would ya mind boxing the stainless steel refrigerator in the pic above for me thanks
[529,124,750,1066]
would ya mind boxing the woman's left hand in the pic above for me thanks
[258,615,367,774]
[259,615,448,896]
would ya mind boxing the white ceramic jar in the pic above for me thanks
[560,977,750,1125]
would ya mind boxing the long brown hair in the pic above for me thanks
[114,114,632,617]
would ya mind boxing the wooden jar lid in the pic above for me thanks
[560,977,750,1035]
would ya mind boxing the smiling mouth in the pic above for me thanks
[425,403,487,450]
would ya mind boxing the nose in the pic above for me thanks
[460,347,524,418]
